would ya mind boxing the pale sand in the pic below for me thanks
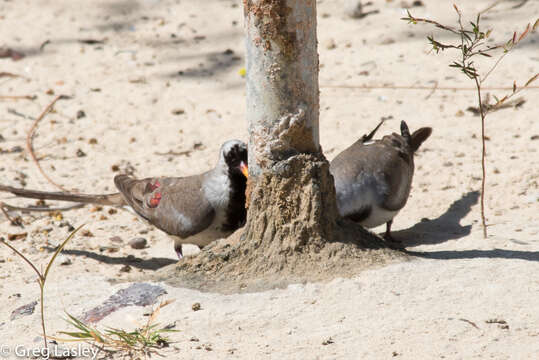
[1,0,538,359]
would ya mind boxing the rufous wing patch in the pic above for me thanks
[148,192,162,208]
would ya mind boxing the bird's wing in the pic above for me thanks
[376,134,414,211]
[114,174,215,238]
[331,134,414,213]
[330,140,378,217]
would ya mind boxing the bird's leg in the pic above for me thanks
[175,244,183,260]
[383,219,400,243]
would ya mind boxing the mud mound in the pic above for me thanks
[143,154,406,293]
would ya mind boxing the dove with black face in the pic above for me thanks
[0,140,248,258]
[114,139,248,259]
[330,121,431,242]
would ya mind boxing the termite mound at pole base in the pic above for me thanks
[146,154,406,294]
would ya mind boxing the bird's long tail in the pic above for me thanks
[0,184,125,206]
[400,120,412,144]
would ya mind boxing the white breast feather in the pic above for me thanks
[202,169,230,230]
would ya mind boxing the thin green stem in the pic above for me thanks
[474,76,488,238]
[0,225,84,352]
[40,283,48,351]
[481,51,508,84]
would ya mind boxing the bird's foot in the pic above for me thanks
[382,233,405,250]
[383,233,399,242]
[383,232,402,245]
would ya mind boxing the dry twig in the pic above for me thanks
[0,95,37,101]
[1,201,85,213]
[0,184,124,206]
[320,84,539,91]
[459,318,480,330]
[26,95,71,192]
[0,203,22,226]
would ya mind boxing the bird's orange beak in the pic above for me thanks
[240,161,249,178]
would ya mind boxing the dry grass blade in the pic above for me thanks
[0,202,23,226]
[525,73,539,87]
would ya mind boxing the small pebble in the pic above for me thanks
[119,265,131,273]
[192,302,201,311]
[345,0,363,18]
[10,301,37,320]
[324,38,337,50]
[58,255,72,266]
[110,236,123,244]
[76,110,86,119]
[81,230,94,237]
[380,38,395,45]
[322,337,334,345]
[129,237,147,249]
[128,76,146,83]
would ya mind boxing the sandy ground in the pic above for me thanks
[1,0,538,358]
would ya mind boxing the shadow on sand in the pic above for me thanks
[42,190,538,274]
[395,191,479,247]
[43,246,176,270]
[395,190,539,262]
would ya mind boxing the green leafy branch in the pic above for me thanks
[402,5,538,238]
